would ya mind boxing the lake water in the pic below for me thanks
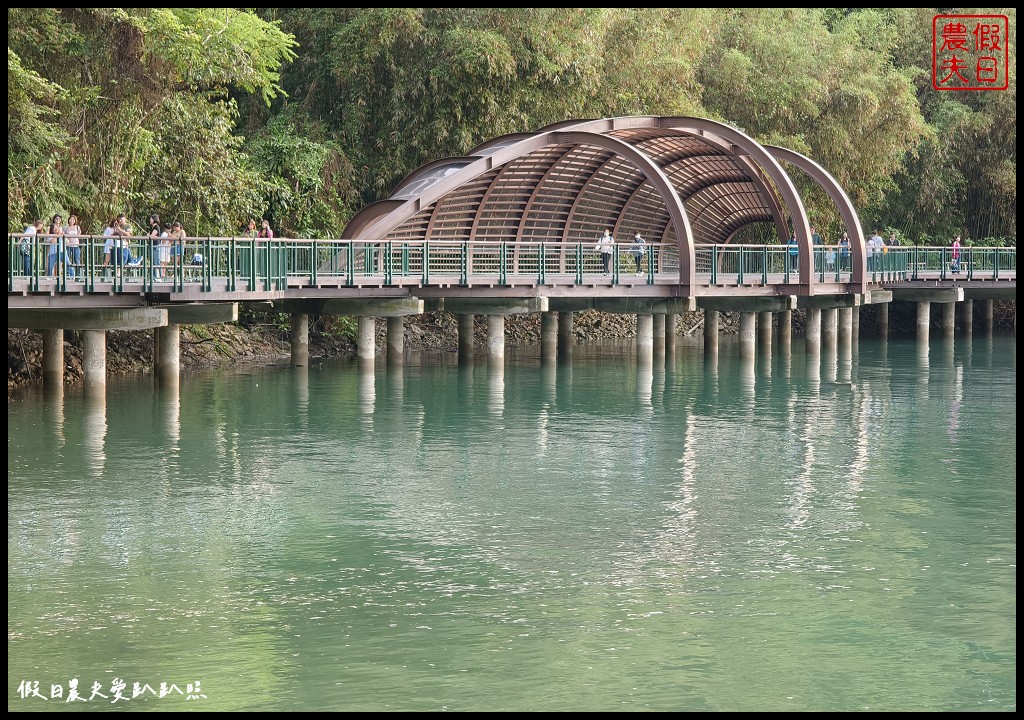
[7,334,1016,711]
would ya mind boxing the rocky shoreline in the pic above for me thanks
[7,309,712,392]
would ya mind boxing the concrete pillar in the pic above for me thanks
[540,311,558,365]
[386,316,404,367]
[941,303,955,340]
[961,299,973,339]
[82,330,106,398]
[156,323,180,388]
[42,328,64,388]
[916,302,931,343]
[805,308,821,357]
[757,311,773,348]
[877,302,889,341]
[665,313,677,357]
[982,299,994,336]
[838,307,853,349]
[458,314,475,365]
[291,313,309,367]
[636,313,654,367]
[558,311,574,362]
[704,309,719,356]
[852,305,860,340]
[487,315,505,368]
[779,309,792,355]
[738,312,756,360]
[653,313,666,359]
[357,316,376,368]
[822,307,838,351]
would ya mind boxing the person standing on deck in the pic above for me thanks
[595,229,615,275]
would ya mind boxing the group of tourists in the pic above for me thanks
[786,227,914,273]
[18,213,92,278]
[16,214,276,279]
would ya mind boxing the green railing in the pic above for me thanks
[8,236,1015,293]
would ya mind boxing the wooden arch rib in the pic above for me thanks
[350,128,696,289]
[765,145,868,293]
[345,117,855,294]
[628,132,788,244]
[652,118,814,290]
[554,131,694,287]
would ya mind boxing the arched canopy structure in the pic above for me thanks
[342,117,867,292]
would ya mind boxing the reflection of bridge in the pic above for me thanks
[7,115,1016,395]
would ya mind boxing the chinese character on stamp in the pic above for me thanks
[933,14,1010,91]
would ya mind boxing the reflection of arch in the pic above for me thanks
[343,116,860,294]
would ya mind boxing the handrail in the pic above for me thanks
[7,236,1016,294]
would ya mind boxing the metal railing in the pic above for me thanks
[8,235,1015,293]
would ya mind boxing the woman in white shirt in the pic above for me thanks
[64,215,82,275]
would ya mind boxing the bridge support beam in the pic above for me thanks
[282,297,424,317]
[805,308,821,357]
[387,316,404,367]
[83,330,106,398]
[917,302,931,343]
[458,314,475,365]
[941,302,955,340]
[699,296,796,313]
[637,314,654,368]
[704,309,719,356]
[42,329,64,389]
[291,313,309,367]
[487,315,505,368]
[445,297,548,316]
[9,307,168,330]
[822,308,838,351]
[156,324,180,388]
[558,311,574,362]
[739,312,756,360]
[357,316,376,368]
[653,313,665,359]
[961,299,973,338]
[665,313,677,357]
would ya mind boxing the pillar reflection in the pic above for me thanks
[357,366,375,423]
[637,366,653,408]
[488,365,504,418]
[806,352,820,393]
[83,395,107,478]
[293,365,309,431]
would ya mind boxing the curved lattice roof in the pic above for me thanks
[342,117,866,290]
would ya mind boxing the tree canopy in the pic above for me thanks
[7,7,1015,244]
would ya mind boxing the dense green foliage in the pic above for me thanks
[8,8,1016,244]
